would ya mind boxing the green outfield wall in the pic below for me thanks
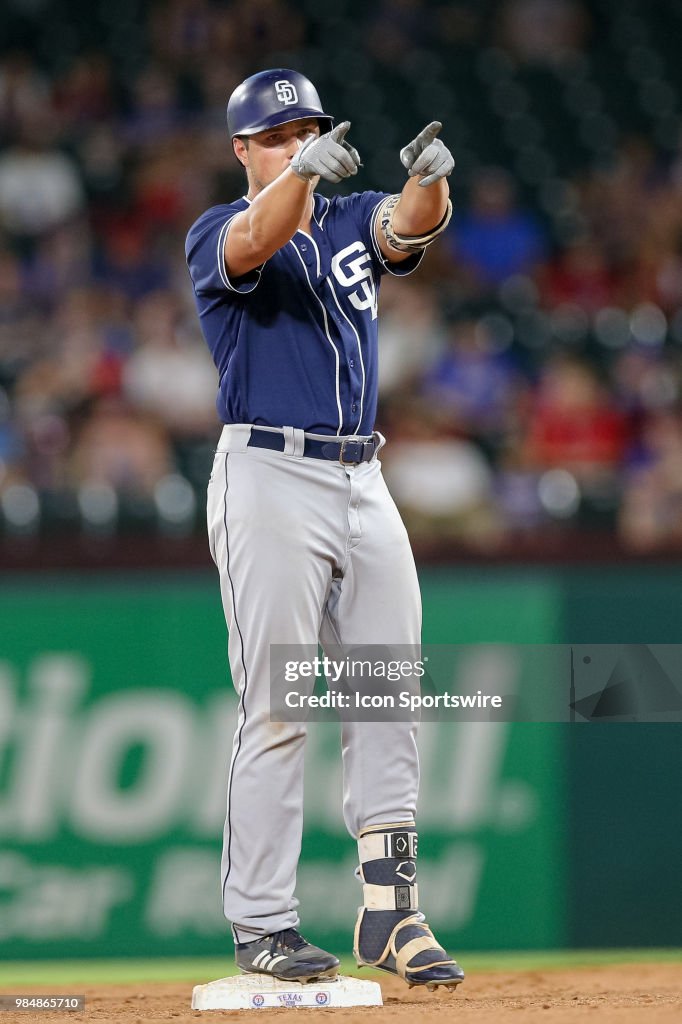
[0,568,680,959]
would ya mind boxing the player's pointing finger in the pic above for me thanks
[329,121,351,142]
[416,121,442,146]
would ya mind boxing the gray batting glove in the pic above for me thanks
[290,121,361,183]
[400,121,454,187]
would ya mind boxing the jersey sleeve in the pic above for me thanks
[185,205,264,296]
[342,190,425,278]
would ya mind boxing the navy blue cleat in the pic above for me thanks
[235,928,339,983]
[354,908,465,991]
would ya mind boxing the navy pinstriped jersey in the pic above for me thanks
[185,191,422,436]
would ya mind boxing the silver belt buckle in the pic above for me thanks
[339,438,365,465]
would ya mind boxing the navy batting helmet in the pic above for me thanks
[227,69,334,138]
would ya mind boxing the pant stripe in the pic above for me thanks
[221,453,250,920]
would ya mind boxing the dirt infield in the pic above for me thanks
[4,963,682,1023]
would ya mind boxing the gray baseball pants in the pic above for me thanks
[207,424,421,943]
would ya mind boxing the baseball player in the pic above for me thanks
[185,68,463,991]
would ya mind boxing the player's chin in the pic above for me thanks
[278,162,297,182]
[258,168,287,190]
[282,163,317,188]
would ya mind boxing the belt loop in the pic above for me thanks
[373,431,386,458]
[218,424,252,452]
[282,426,305,458]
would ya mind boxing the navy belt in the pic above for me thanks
[247,428,378,465]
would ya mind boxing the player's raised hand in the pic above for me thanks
[290,122,361,183]
[400,122,454,188]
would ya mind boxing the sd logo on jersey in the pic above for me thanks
[331,242,377,320]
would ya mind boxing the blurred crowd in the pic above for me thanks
[1,0,682,552]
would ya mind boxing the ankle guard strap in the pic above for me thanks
[358,823,419,910]
[363,882,419,911]
[359,828,418,864]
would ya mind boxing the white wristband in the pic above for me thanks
[379,194,453,253]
